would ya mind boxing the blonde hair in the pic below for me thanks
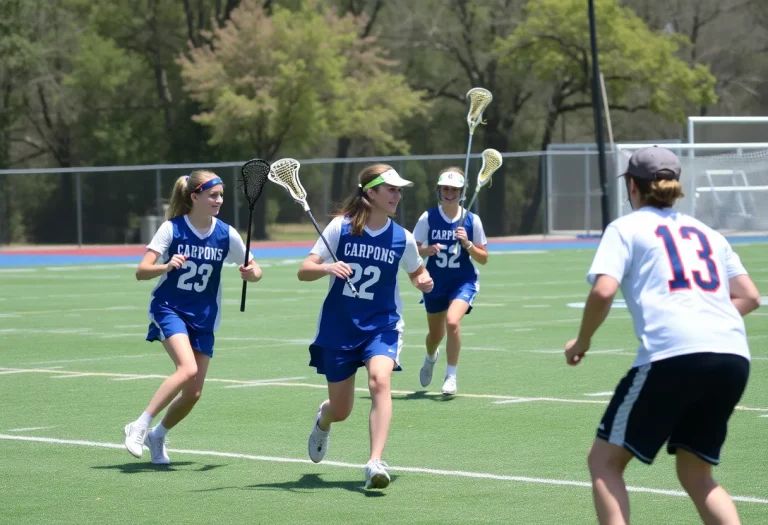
[166,170,220,219]
[336,164,394,236]
[626,174,684,209]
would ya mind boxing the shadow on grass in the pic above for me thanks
[194,473,394,497]
[92,461,226,474]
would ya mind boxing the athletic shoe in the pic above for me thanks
[441,375,457,396]
[124,422,147,458]
[364,459,391,489]
[419,349,439,388]
[145,430,170,465]
[308,403,330,463]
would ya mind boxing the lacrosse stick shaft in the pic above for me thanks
[239,211,254,312]
[306,209,359,298]
[459,133,474,208]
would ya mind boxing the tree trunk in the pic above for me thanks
[481,113,509,237]
[519,91,562,235]
[331,137,351,204]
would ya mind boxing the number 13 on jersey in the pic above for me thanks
[656,225,720,292]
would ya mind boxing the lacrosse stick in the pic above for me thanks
[451,149,503,254]
[267,158,359,298]
[238,159,271,312]
[459,88,493,209]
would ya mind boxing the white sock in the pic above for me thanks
[426,351,439,363]
[446,365,457,378]
[152,423,169,438]
[137,411,153,428]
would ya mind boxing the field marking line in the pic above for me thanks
[2,366,766,413]
[224,377,307,388]
[1,433,766,504]
[6,427,56,432]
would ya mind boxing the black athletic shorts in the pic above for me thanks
[596,352,749,465]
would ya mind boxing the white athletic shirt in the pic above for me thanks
[587,207,750,367]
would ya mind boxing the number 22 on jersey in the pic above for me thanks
[655,225,720,292]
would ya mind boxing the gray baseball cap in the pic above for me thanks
[622,146,681,181]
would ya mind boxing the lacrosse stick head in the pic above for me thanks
[466,87,493,134]
[268,158,309,211]
[476,149,503,189]
[239,159,270,210]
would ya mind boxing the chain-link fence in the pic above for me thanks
[0,151,620,245]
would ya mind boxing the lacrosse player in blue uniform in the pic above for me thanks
[412,167,488,395]
[123,170,262,464]
[298,164,433,490]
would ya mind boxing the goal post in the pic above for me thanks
[614,143,768,233]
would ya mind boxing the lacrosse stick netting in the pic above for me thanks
[238,158,271,312]
[460,87,494,209]
[452,149,503,253]
[267,158,359,297]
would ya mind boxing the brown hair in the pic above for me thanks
[166,170,220,219]
[625,173,684,209]
[336,164,394,236]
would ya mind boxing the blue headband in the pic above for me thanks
[192,177,223,193]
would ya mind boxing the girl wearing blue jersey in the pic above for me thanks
[298,164,433,490]
[412,167,488,395]
[124,170,262,464]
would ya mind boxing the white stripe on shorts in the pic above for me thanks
[149,314,166,341]
[609,363,651,446]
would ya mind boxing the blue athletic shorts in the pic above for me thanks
[421,281,478,314]
[147,305,215,358]
[309,330,403,383]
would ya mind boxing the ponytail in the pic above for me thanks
[166,170,219,219]
[335,164,393,236]
[627,174,684,209]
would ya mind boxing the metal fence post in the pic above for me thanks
[399,160,406,224]
[323,163,330,220]
[155,169,163,218]
[76,172,83,246]
[232,165,240,232]
[584,149,591,235]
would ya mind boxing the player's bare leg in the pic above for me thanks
[442,299,470,395]
[366,355,394,460]
[160,351,210,429]
[124,334,199,458]
[146,334,200,417]
[676,449,741,524]
[364,355,393,489]
[309,375,355,464]
[421,312,446,387]
[425,311,446,358]
[588,438,633,525]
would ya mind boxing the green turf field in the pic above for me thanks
[1,246,767,524]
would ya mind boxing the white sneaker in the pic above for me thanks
[419,350,439,387]
[308,404,330,463]
[145,430,170,465]
[364,459,390,489]
[441,375,457,396]
[124,422,147,458]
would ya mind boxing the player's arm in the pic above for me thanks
[566,224,627,366]
[729,274,761,316]
[136,249,185,281]
[298,254,353,281]
[458,215,488,264]
[417,242,442,257]
[408,265,434,293]
[413,212,440,257]
[227,226,262,282]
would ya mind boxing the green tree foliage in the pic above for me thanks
[178,0,426,237]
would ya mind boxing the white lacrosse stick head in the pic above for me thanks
[476,149,503,189]
[466,87,493,134]
[268,158,309,211]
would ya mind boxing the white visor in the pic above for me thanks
[362,168,413,189]
[437,171,465,188]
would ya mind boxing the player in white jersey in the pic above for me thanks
[564,147,761,525]
[412,167,488,395]
[298,164,433,489]
[124,170,263,464]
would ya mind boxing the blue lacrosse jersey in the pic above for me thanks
[312,220,408,351]
[149,216,231,332]
[424,207,478,293]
